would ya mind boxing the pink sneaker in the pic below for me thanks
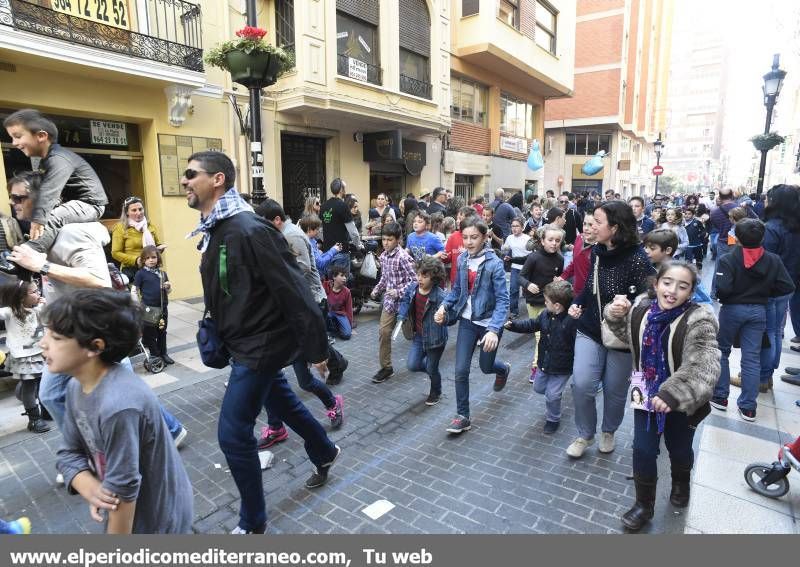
[257,426,288,449]
[327,395,344,428]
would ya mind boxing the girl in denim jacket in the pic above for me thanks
[397,257,449,406]
[435,217,510,434]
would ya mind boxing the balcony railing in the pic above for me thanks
[7,0,203,72]
[337,54,382,86]
[399,74,432,100]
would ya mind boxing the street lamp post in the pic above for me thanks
[653,134,663,198]
[245,0,265,204]
[756,54,787,196]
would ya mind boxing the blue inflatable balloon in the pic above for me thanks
[527,139,544,171]
[581,150,606,176]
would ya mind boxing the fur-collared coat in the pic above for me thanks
[604,295,720,416]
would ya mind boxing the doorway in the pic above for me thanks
[280,133,327,222]
[369,172,405,209]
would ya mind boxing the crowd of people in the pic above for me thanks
[1,109,800,536]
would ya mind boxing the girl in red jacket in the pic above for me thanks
[559,214,596,295]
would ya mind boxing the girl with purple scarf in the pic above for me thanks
[604,261,720,532]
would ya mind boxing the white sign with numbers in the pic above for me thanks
[90,120,127,146]
[348,58,368,82]
[500,136,527,154]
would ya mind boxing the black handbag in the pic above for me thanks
[139,270,165,330]
[196,310,230,369]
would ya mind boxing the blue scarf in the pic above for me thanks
[640,301,691,433]
[187,187,254,252]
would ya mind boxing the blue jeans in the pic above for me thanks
[406,335,444,396]
[632,409,694,478]
[326,312,352,339]
[454,319,507,418]
[39,358,183,437]
[715,303,766,411]
[267,358,337,430]
[534,372,571,422]
[711,238,732,297]
[509,269,522,316]
[220,361,336,531]
[760,294,791,383]
[571,332,632,440]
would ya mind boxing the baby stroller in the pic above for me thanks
[744,435,800,498]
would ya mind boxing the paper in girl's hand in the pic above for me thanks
[392,321,402,340]
[629,371,651,411]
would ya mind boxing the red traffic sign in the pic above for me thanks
[652,165,664,176]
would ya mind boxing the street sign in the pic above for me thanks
[652,165,664,176]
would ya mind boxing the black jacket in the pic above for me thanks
[716,246,795,305]
[519,249,563,305]
[507,310,577,374]
[200,211,328,372]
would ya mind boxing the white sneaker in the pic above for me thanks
[566,437,595,458]
[174,427,188,449]
[598,431,615,453]
[55,473,64,485]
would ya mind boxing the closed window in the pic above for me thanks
[275,0,295,53]
[450,76,488,126]
[535,1,557,54]
[500,93,535,139]
[337,12,379,67]
[498,0,519,29]
[565,133,613,155]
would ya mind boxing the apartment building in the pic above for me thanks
[255,0,451,221]
[444,0,575,201]
[544,0,672,199]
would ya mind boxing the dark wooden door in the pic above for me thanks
[280,134,326,222]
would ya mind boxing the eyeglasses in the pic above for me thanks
[123,196,142,206]
[10,194,29,204]
[558,200,568,204]
[183,168,213,180]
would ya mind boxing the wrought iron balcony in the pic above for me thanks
[337,53,382,86]
[399,74,432,100]
[5,0,203,72]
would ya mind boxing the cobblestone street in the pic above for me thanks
[1,274,798,534]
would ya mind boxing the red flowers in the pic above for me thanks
[235,26,268,41]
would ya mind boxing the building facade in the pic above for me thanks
[660,2,729,193]
[544,0,672,199]
[0,0,451,298]
[444,0,575,202]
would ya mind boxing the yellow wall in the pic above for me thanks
[0,63,231,300]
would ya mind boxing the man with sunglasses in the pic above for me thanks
[557,193,582,246]
[182,151,340,534]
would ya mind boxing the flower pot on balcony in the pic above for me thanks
[224,50,282,89]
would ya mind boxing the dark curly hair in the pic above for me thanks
[42,289,142,364]
[597,201,640,249]
[416,256,446,287]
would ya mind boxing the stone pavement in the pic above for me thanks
[0,279,798,534]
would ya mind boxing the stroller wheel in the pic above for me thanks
[145,357,165,374]
[744,462,790,498]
